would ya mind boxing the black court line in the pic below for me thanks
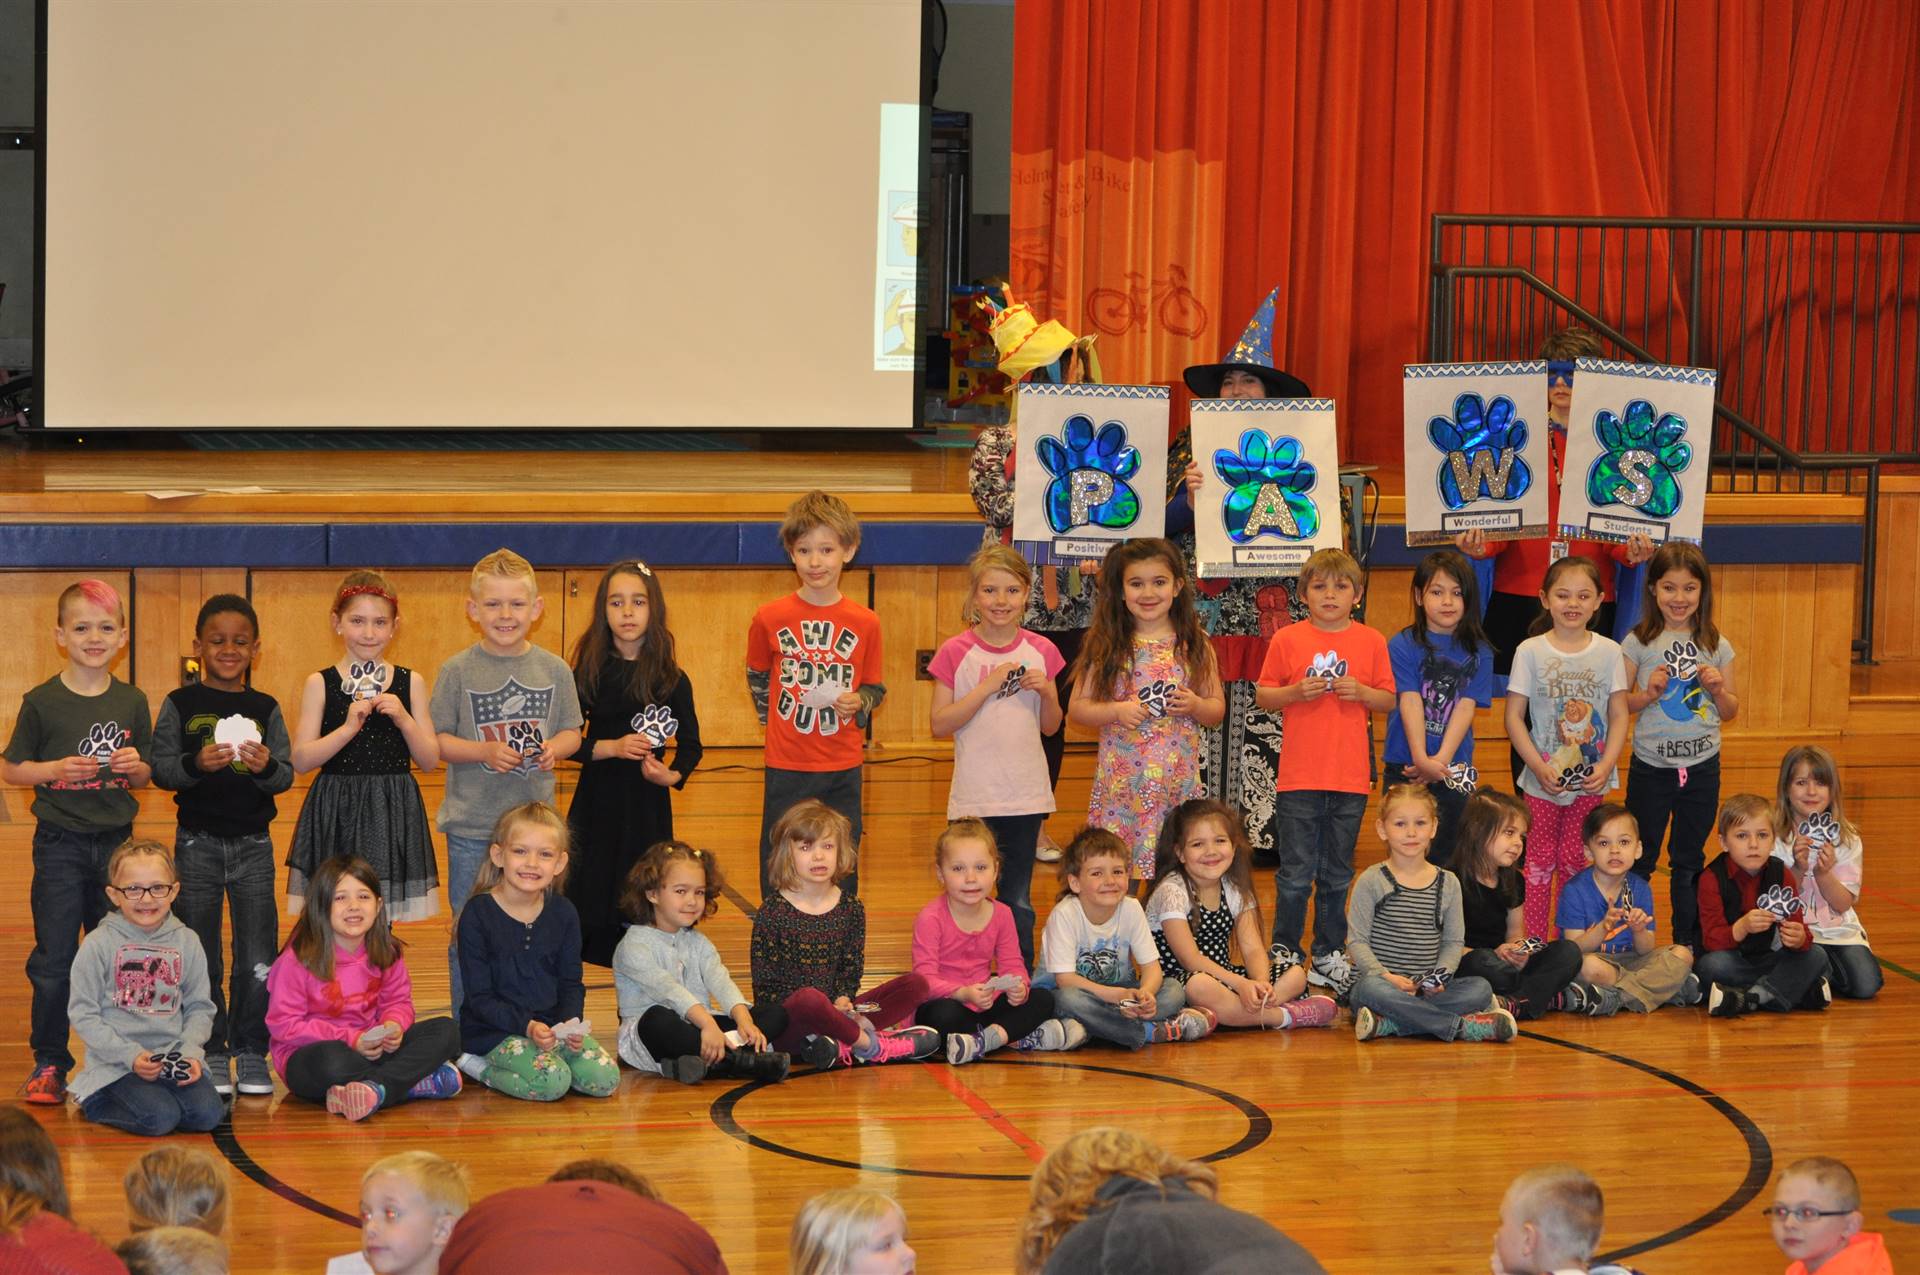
[722,883,758,919]
[708,1056,1272,1181]
[211,1109,359,1228]
[1521,1030,1772,1264]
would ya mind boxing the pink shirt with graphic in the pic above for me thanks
[929,628,1064,818]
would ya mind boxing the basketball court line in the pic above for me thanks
[921,1063,1051,1162]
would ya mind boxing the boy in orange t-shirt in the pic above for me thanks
[745,491,886,901]
[1255,548,1393,997]
[1769,1156,1893,1275]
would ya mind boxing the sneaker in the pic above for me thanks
[879,1026,941,1060]
[456,1052,491,1081]
[22,1065,65,1106]
[1798,977,1833,1012]
[1034,832,1063,863]
[668,1055,709,1084]
[1146,1007,1218,1043]
[1670,972,1704,1008]
[325,1081,384,1122]
[1353,1007,1402,1041]
[235,1053,274,1095]
[1267,943,1303,976]
[713,1049,791,1083]
[1707,983,1751,1018]
[866,1033,923,1064]
[796,1035,841,1070]
[1550,982,1591,1014]
[406,1064,463,1101]
[1278,994,1338,1029]
[1587,985,1625,1018]
[205,1052,233,1097]
[1014,1018,1079,1052]
[1307,949,1356,998]
[1458,1008,1519,1042]
[945,1030,987,1065]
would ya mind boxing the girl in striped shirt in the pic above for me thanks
[1346,785,1517,1043]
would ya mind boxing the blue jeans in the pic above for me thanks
[1820,944,1882,1000]
[1053,981,1187,1050]
[28,821,128,1070]
[1272,790,1367,956]
[1349,973,1495,1040]
[1696,945,1829,1009]
[79,1072,225,1137]
[982,813,1044,972]
[173,829,277,1055]
[444,833,491,1014]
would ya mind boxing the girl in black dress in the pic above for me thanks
[565,561,701,966]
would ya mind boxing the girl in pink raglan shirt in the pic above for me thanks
[265,855,460,1121]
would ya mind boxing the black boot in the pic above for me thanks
[710,1048,790,1083]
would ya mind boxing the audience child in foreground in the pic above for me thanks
[326,1151,470,1275]
[116,1227,226,1275]
[1768,1156,1893,1275]
[1491,1164,1648,1275]
[124,1147,227,1237]
[790,1187,917,1275]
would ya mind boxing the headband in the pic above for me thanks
[336,583,399,616]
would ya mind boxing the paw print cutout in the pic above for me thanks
[995,665,1028,700]
[1036,414,1141,534]
[1212,429,1320,543]
[506,721,546,757]
[1585,398,1693,516]
[1444,763,1479,794]
[1136,679,1175,718]
[629,705,680,749]
[1756,885,1804,920]
[1557,760,1595,789]
[1267,943,1303,975]
[80,722,126,763]
[1514,937,1547,956]
[1415,968,1453,996]
[1615,884,1636,912]
[150,1050,190,1082]
[1429,392,1533,509]
[1798,811,1840,846]
[1305,650,1348,680]
[1661,640,1700,682]
[344,660,388,701]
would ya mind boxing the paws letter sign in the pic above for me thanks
[1191,399,1341,577]
[1559,358,1715,545]
[1402,362,1551,546]
[1012,384,1169,556]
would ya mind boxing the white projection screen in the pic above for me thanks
[39,0,928,430]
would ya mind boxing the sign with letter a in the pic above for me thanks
[1191,399,1342,577]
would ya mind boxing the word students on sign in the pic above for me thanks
[1402,362,1551,546]
[1011,383,1169,558]
[1190,398,1341,576]
[1559,357,1716,545]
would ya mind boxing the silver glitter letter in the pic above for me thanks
[1447,449,1517,500]
[1244,483,1300,537]
[1068,470,1114,525]
[1612,450,1656,508]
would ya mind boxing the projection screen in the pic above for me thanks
[38,0,928,430]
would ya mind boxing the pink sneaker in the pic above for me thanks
[325,1081,384,1122]
[1279,994,1338,1029]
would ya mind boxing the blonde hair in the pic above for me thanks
[108,840,174,886]
[789,1188,907,1275]
[936,817,999,869]
[115,1227,226,1275]
[1774,745,1858,842]
[1379,783,1439,822]
[469,802,571,899]
[363,1151,470,1219]
[1717,792,1774,838]
[1016,1128,1216,1274]
[1779,1156,1862,1211]
[125,1148,227,1236]
[468,547,538,597]
[964,543,1033,624]
[767,800,857,891]
[1504,1165,1603,1266]
[780,490,862,554]
[1299,547,1362,592]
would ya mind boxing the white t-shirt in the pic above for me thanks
[1507,631,1629,804]
[1041,895,1160,983]
[1772,834,1869,946]
[929,628,1065,818]
[1144,874,1251,931]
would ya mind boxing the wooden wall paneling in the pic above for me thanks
[868,565,969,750]
[1811,565,1856,733]
[1872,491,1918,659]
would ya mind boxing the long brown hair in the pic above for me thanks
[1774,745,1858,842]
[1630,541,1720,651]
[570,560,680,707]
[1149,800,1262,937]
[283,857,403,980]
[0,1107,68,1220]
[1448,790,1530,884]
[1072,539,1214,702]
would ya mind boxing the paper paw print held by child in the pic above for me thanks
[629,705,679,749]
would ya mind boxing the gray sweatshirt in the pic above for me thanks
[68,910,215,1102]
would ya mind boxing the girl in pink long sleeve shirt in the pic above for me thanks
[911,819,1070,1064]
[265,855,461,1120]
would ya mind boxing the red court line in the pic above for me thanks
[901,1065,1050,1164]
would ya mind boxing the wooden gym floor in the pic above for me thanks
[7,736,1917,1273]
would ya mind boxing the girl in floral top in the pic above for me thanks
[1068,540,1224,883]
[750,800,938,1067]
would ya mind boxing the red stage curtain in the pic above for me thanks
[1011,0,1920,459]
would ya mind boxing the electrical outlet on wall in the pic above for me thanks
[916,650,934,680]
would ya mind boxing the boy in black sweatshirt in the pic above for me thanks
[152,595,293,1096]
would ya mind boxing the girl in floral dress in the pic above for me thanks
[1067,539,1224,886]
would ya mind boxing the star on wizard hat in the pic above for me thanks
[1182,286,1310,399]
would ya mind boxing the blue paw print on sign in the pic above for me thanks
[1429,393,1533,509]
[1212,429,1319,543]
[1586,399,1692,517]
[1036,415,1141,534]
